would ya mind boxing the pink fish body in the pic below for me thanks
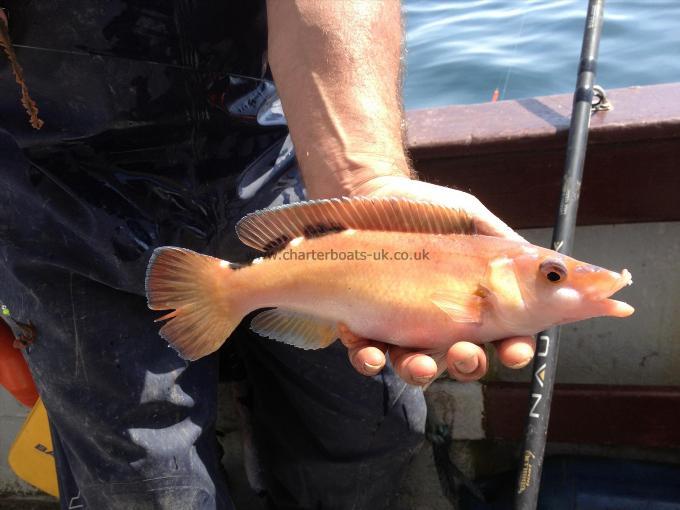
[145,197,633,360]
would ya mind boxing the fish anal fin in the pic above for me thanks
[431,290,485,324]
[250,309,338,350]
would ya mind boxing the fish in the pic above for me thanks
[145,196,634,361]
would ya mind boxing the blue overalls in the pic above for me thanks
[0,2,426,508]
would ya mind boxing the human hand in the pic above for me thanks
[339,174,536,386]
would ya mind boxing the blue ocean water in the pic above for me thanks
[403,0,680,109]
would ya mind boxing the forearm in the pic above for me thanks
[266,0,412,199]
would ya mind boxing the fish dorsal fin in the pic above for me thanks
[236,196,476,253]
[250,308,338,350]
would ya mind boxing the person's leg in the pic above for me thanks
[236,331,427,510]
[0,131,232,509]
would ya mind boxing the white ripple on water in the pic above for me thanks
[406,0,573,43]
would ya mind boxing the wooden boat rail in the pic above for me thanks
[407,82,680,229]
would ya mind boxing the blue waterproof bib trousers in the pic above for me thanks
[0,2,426,509]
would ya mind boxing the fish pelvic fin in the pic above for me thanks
[250,308,338,350]
[236,196,476,254]
[145,247,242,361]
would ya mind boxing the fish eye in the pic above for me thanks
[540,259,568,284]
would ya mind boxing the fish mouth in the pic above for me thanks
[606,268,633,297]
[595,269,634,317]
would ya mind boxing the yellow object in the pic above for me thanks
[8,398,59,497]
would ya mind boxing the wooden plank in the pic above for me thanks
[483,382,680,448]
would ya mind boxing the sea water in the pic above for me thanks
[403,0,680,109]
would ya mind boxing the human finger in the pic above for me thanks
[389,345,438,386]
[493,336,536,369]
[446,341,489,382]
[338,323,387,376]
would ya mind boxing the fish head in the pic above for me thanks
[510,247,634,327]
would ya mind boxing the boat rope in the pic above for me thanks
[0,8,44,129]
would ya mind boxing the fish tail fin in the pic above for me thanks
[145,247,242,360]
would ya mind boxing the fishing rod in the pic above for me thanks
[513,1,606,508]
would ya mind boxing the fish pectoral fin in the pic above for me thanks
[431,290,485,324]
[484,257,526,311]
[250,308,338,350]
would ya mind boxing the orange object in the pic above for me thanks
[491,88,500,103]
[0,320,39,407]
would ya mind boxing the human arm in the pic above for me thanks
[265,0,535,385]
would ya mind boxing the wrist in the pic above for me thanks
[301,151,414,199]
[345,173,416,198]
